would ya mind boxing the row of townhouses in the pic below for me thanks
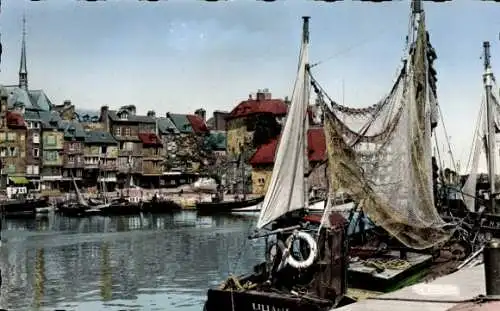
[0,23,231,196]
[0,22,327,197]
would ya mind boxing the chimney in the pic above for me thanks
[100,105,109,131]
[128,105,136,115]
[63,100,72,107]
[147,110,156,118]
[256,89,265,101]
[0,92,7,114]
[263,88,271,100]
[195,108,206,121]
[248,94,253,100]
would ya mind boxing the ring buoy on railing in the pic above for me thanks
[284,230,318,269]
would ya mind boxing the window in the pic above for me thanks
[44,151,58,161]
[33,165,39,175]
[45,134,56,146]
[33,133,40,144]
[7,132,16,141]
[119,112,128,120]
[0,147,6,157]
[8,147,17,157]
[33,148,40,158]
[28,121,40,129]
[125,127,131,136]
[124,142,134,151]
[26,165,33,175]
[101,146,108,154]
[69,142,79,150]
[68,155,75,163]
[114,127,121,136]
[0,133,5,142]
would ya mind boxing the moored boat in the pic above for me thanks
[196,196,265,214]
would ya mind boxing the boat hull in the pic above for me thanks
[196,196,265,214]
[143,200,182,213]
[98,203,143,216]
[1,198,49,218]
[205,288,333,311]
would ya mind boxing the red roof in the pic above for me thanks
[138,133,162,146]
[6,111,26,129]
[186,115,209,134]
[228,99,287,120]
[249,127,326,166]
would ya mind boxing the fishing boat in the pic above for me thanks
[203,2,463,310]
[142,195,183,213]
[196,195,265,214]
[57,172,111,217]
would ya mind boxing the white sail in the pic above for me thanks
[462,98,486,211]
[256,27,310,229]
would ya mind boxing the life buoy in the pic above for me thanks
[284,230,318,269]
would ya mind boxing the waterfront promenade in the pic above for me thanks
[336,264,499,311]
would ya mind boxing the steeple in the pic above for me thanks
[19,14,28,90]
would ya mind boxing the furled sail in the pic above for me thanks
[256,17,310,229]
[320,4,454,249]
[462,80,500,211]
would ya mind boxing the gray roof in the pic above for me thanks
[167,113,193,134]
[84,131,117,145]
[157,117,179,134]
[5,86,52,111]
[108,108,155,124]
[38,110,63,130]
[61,120,86,140]
[76,109,100,122]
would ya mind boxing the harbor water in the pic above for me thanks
[0,212,264,311]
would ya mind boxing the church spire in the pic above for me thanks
[19,14,28,90]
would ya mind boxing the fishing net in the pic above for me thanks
[321,14,455,250]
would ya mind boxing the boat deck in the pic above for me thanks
[348,251,433,291]
[335,264,488,311]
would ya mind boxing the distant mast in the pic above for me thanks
[483,41,497,213]
[19,14,28,90]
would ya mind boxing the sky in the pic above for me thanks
[1,0,500,173]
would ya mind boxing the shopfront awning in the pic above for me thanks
[9,177,30,185]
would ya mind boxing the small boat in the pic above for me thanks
[97,197,143,216]
[56,202,103,217]
[196,196,265,214]
[1,199,37,218]
[142,197,182,213]
[35,205,55,214]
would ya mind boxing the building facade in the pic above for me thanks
[60,121,86,191]
[249,127,327,195]
[41,126,64,191]
[226,89,287,157]
[139,132,164,188]
[0,90,29,193]
[100,105,156,188]
[83,131,118,190]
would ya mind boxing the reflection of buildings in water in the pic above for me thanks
[0,214,265,309]
[100,243,112,301]
[34,248,45,309]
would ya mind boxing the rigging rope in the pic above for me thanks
[464,97,485,174]
[437,103,458,174]
[310,14,410,70]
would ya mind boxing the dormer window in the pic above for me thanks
[119,112,128,120]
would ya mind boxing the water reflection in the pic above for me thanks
[0,212,263,311]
